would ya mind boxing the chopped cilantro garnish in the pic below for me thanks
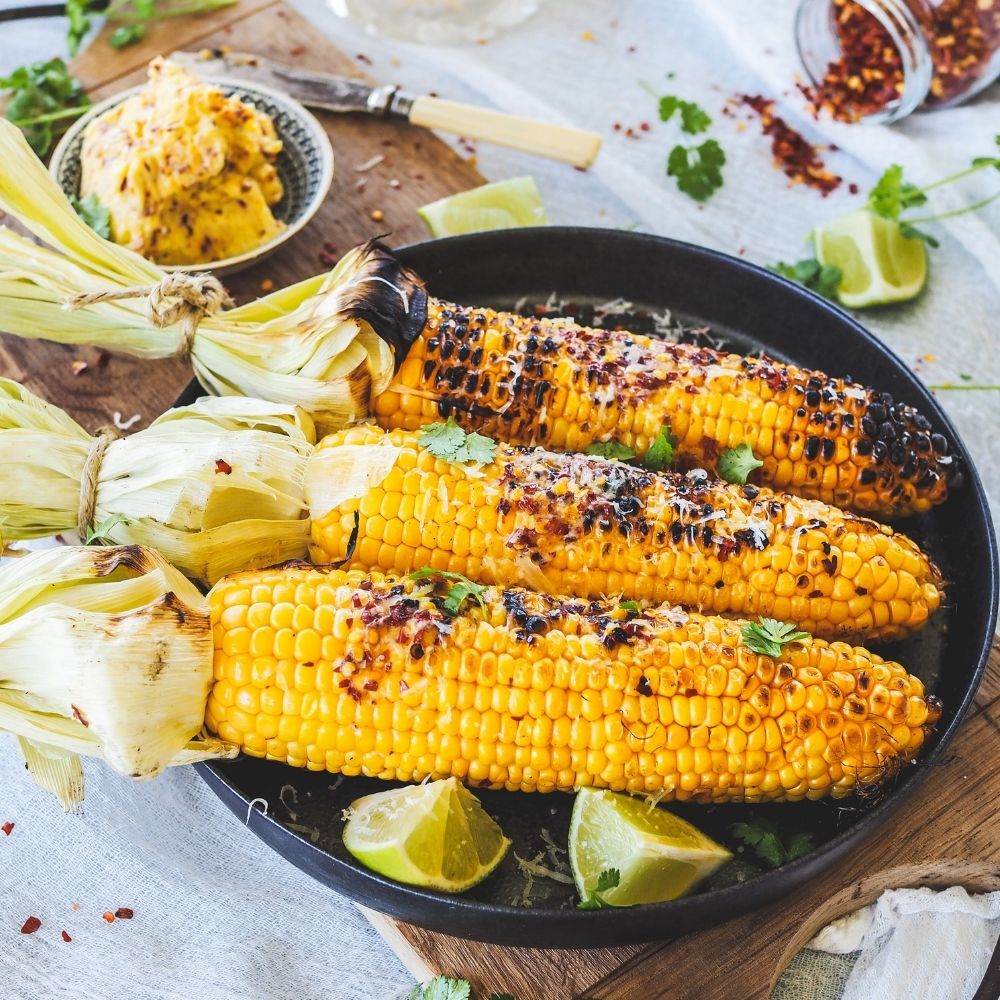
[717,443,763,485]
[584,439,637,461]
[70,193,111,239]
[658,95,711,135]
[409,568,489,616]
[418,417,496,466]
[741,617,810,658]
[768,258,842,302]
[577,868,621,909]
[667,138,726,202]
[407,977,472,1000]
[731,820,814,868]
[643,424,678,471]
[619,600,641,615]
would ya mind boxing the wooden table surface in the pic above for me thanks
[1,4,997,999]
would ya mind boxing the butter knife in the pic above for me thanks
[171,50,602,169]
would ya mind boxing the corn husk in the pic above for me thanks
[0,119,427,433]
[0,545,235,809]
[0,379,316,584]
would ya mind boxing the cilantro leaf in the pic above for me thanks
[84,513,128,546]
[731,821,814,869]
[585,439,637,461]
[1,58,89,157]
[741,617,811,658]
[417,417,496,466]
[867,164,927,220]
[409,568,489,616]
[659,95,711,134]
[667,139,725,201]
[408,978,471,1000]
[717,443,763,485]
[768,258,842,302]
[66,0,97,56]
[898,221,940,248]
[619,600,641,615]
[577,867,621,909]
[643,423,678,471]
[70,193,111,239]
[109,23,148,49]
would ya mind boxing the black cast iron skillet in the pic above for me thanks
[192,228,997,948]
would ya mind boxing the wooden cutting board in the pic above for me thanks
[1,4,996,998]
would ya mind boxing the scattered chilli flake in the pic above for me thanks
[730,95,843,196]
[61,930,72,942]
[114,908,134,920]
[1,821,13,836]
[112,411,141,431]
[71,903,81,912]
[20,916,41,934]
[102,911,115,923]
[215,459,233,475]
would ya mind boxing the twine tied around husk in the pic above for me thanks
[77,426,119,539]
[65,272,233,358]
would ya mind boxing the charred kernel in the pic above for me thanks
[860,469,877,485]
[861,416,878,437]
[856,439,873,456]
[805,390,821,407]
[878,422,898,442]
[804,438,821,460]
[821,439,836,460]
[636,675,653,696]
[931,433,949,454]
[872,442,888,461]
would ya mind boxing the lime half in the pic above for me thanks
[342,778,510,892]
[569,788,731,906]
[418,176,547,237]
[812,209,927,308]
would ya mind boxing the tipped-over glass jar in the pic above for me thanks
[795,0,1000,123]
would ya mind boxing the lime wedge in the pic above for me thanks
[342,778,510,892]
[812,209,927,308]
[569,788,731,906]
[418,176,547,237]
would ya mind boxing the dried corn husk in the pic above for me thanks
[0,545,235,809]
[0,379,316,584]
[0,120,426,433]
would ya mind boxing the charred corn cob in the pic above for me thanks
[373,298,960,517]
[206,567,940,802]
[307,426,943,641]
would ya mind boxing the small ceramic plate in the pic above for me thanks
[49,79,334,275]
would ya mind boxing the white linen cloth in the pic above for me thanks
[0,2,998,999]
[805,887,1000,1000]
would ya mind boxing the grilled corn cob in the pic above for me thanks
[207,566,940,802]
[307,426,943,641]
[373,298,960,517]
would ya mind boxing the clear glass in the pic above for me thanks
[328,0,542,44]
[795,0,1000,123]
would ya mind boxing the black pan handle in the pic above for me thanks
[0,2,108,23]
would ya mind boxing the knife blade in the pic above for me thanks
[170,50,601,169]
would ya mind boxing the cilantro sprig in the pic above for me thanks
[0,58,89,156]
[644,80,726,202]
[768,258,843,303]
[643,424,678,471]
[619,600,641,615]
[83,513,128,546]
[65,0,239,56]
[407,980,515,1000]
[741,617,810,658]
[717,443,763,486]
[409,568,489,616]
[866,137,1000,247]
[584,440,636,461]
[418,418,496,467]
[577,868,621,909]
[731,820,814,868]
[70,193,111,238]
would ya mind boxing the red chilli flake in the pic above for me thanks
[733,94,842,196]
[102,911,115,923]
[1,821,13,836]
[20,917,41,935]
[61,930,72,943]
[214,459,233,475]
[114,908,134,920]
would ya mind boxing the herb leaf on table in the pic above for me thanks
[731,820,815,868]
[768,258,842,302]
[659,95,711,135]
[407,977,472,1000]
[0,59,90,156]
[667,139,726,202]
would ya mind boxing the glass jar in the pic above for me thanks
[795,0,1000,123]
